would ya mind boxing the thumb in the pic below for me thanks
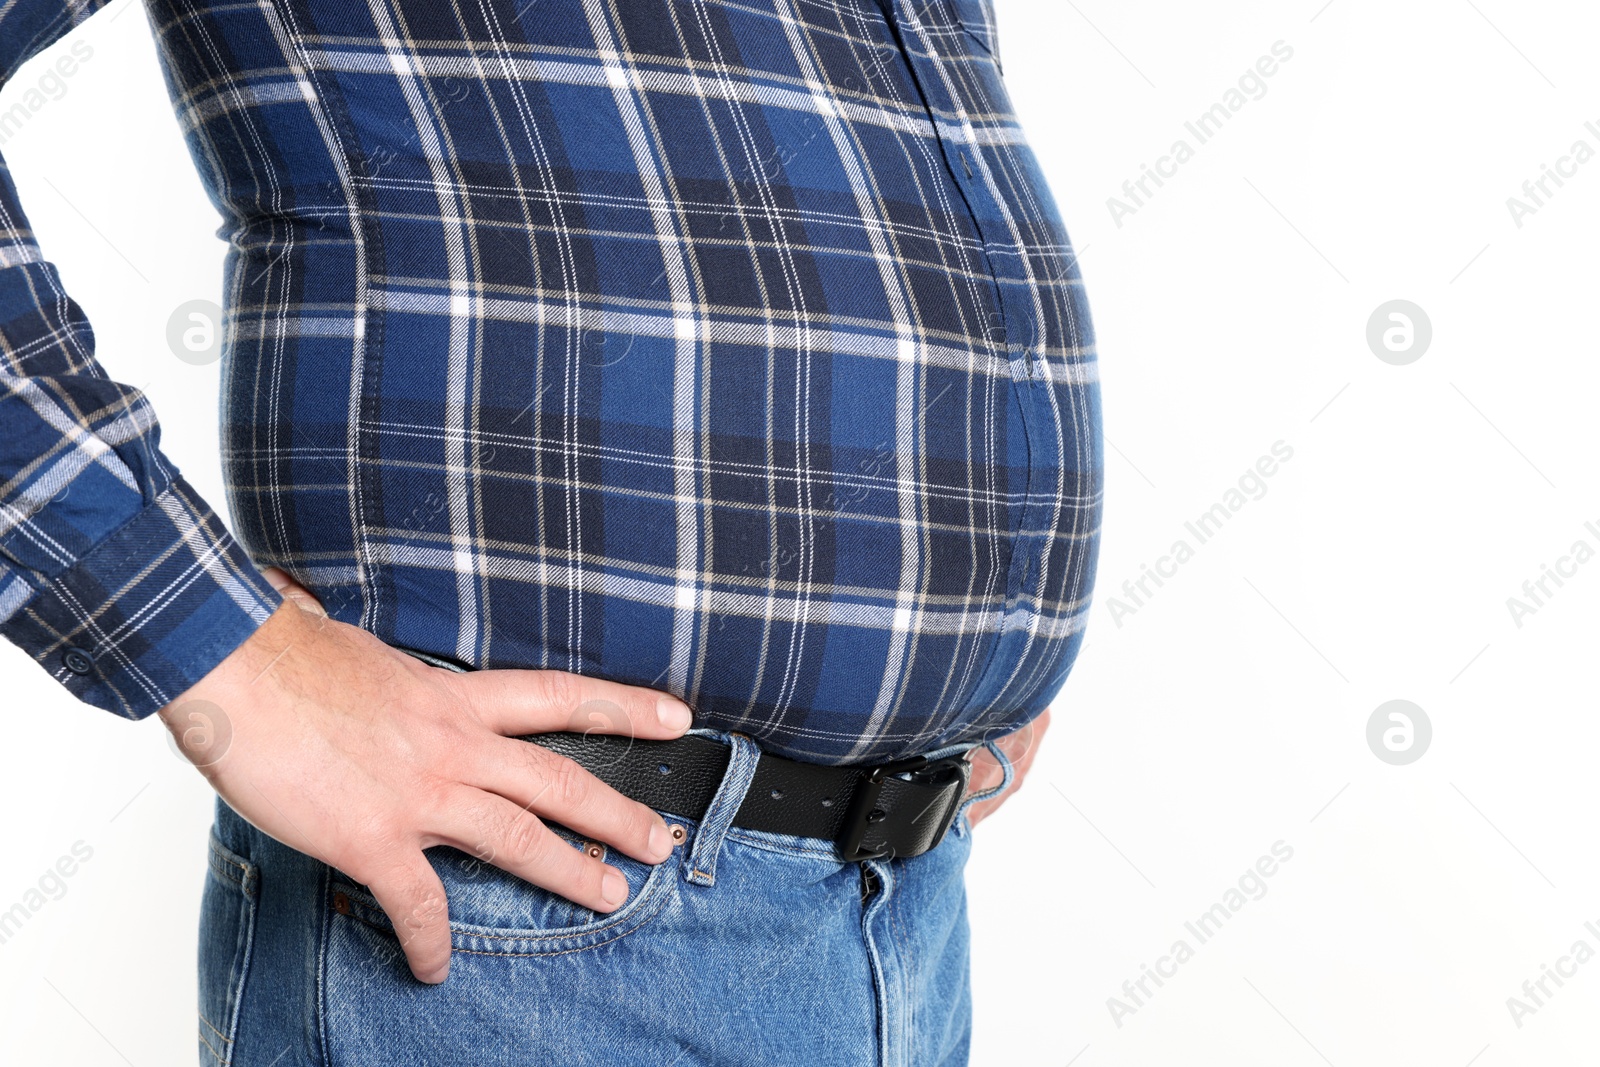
[261,566,327,618]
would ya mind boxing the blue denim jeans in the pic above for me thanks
[197,731,1010,1066]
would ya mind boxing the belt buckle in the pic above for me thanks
[837,754,971,862]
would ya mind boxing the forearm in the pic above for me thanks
[0,6,280,716]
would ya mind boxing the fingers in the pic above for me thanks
[362,854,453,984]
[967,793,1003,828]
[1014,708,1049,763]
[1003,709,1047,783]
[967,747,1007,795]
[966,709,1051,828]
[464,737,674,865]
[261,566,328,618]
[455,668,694,740]
[429,787,634,913]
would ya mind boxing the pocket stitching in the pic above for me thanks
[197,1027,230,1066]
[198,1012,233,1046]
[201,833,260,1067]
[207,838,256,897]
[449,885,676,958]
[330,852,678,955]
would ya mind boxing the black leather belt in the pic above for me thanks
[523,731,973,862]
[394,647,972,861]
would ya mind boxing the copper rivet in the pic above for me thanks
[333,891,350,915]
[585,842,605,860]
[669,825,686,844]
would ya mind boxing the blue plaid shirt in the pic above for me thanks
[0,0,1100,764]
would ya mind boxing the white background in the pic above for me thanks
[2,2,1597,1064]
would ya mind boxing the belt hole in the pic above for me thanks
[820,797,834,808]
[657,763,672,775]
[770,788,784,800]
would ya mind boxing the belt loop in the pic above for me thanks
[954,739,1014,825]
[683,733,761,887]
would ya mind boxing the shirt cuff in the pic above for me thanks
[0,476,282,719]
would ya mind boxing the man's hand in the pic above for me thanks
[158,568,692,985]
[963,709,1049,828]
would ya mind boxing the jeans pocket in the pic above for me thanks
[198,832,260,1067]
[329,824,680,960]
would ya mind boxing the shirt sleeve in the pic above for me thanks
[0,0,281,719]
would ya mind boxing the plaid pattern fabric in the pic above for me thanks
[0,0,1100,763]
[0,2,282,716]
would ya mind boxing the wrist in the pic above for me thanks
[158,595,306,726]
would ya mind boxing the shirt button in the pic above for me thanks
[62,648,95,675]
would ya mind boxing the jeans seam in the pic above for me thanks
[889,871,913,1067]
[315,856,333,1067]
[198,820,262,1067]
[861,860,895,1067]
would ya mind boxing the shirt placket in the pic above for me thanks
[885,0,1055,653]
